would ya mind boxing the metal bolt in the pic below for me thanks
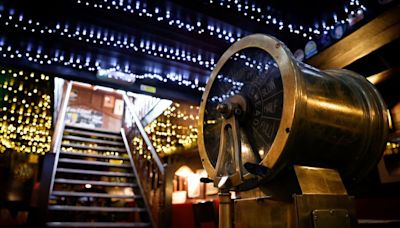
[234,107,242,116]
[216,103,228,114]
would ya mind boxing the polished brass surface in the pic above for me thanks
[198,34,389,186]
[294,166,347,195]
[234,197,294,228]
[219,192,233,228]
[220,166,357,227]
[294,194,357,228]
[312,209,351,228]
[214,95,249,187]
[236,188,270,200]
[215,112,242,188]
[198,34,296,182]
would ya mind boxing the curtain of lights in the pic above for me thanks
[132,102,199,157]
[0,67,53,154]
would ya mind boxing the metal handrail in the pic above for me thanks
[49,80,73,195]
[120,128,156,227]
[50,80,73,153]
[140,99,173,127]
[122,93,165,174]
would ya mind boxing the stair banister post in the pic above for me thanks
[122,92,171,228]
[49,80,73,195]
[122,93,165,174]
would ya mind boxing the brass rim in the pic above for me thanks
[198,34,300,180]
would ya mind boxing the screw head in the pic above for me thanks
[216,103,228,114]
[234,107,242,116]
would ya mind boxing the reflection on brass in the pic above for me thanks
[367,68,399,85]
[236,187,271,200]
[234,197,294,228]
[218,191,233,228]
[294,195,357,228]
[214,104,242,187]
[294,166,347,195]
[312,209,351,228]
[198,34,388,228]
[198,34,389,187]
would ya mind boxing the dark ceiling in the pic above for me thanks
[0,0,397,103]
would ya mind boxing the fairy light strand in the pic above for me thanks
[207,0,367,40]
[0,38,206,91]
[131,102,199,157]
[0,8,217,71]
[75,0,245,43]
[0,67,52,154]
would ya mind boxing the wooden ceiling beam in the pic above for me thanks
[367,67,400,85]
[307,6,400,69]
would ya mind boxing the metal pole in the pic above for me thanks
[49,80,73,195]
[219,190,233,228]
[50,81,73,153]
[122,93,165,174]
[120,128,156,227]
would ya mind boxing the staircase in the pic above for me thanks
[46,124,152,227]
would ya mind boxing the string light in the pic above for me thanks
[207,0,367,41]
[75,0,245,43]
[0,37,205,91]
[0,67,52,154]
[131,102,199,157]
[0,8,217,71]
[0,0,370,91]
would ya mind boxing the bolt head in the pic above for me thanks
[216,103,228,113]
